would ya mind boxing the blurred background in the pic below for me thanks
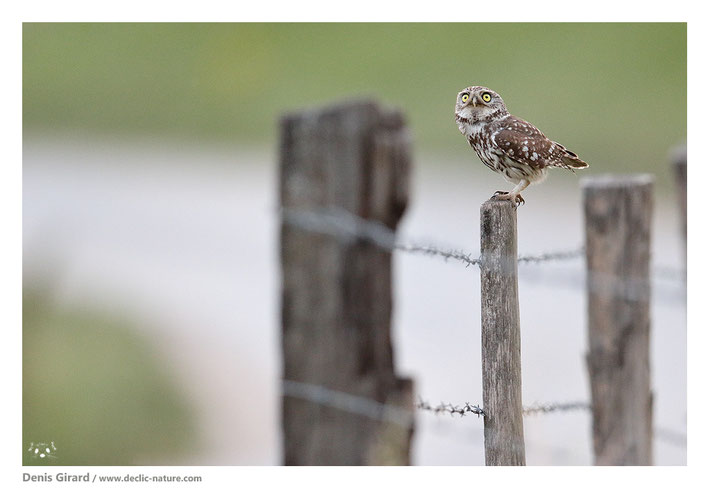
[23,23,686,465]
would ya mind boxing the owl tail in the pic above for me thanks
[554,143,588,169]
[562,154,589,169]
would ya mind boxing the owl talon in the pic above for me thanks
[491,191,525,208]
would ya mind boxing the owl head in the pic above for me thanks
[455,86,509,123]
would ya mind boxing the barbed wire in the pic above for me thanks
[517,248,584,264]
[284,380,589,422]
[282,206,484,268]
[281,206,686,285]
[283,207,585,269]
[522,401,591,416]
[415,399,485,418]
[283,380,686,449]
[282,206,397,250]
[416,397,686,448]
[282,206,685,310]
[415,399,591,418]
[282,379,414,428]
[517,265,686,306]
[394,244,480,267]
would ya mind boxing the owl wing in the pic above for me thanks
[492,116,588,170]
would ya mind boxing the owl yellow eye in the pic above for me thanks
[481,92,492,103]
[461,94,470,103]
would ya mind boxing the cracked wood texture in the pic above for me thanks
[583,175,654,465]
[480,200,525,466]
[279,100,413,465]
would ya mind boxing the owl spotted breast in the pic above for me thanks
[455,86,588,206]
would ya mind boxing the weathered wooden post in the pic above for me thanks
[670,145,686,267]
[582,175,654,465]
[279,100,414,465]
[480,200,526,466]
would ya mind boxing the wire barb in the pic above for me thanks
[395,244,481,267]
[416,398,485,418]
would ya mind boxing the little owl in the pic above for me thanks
[455,86,588,206]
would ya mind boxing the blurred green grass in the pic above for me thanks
[23,23,685,177]
[23,287,196,465]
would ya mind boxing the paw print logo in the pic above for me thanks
[28,442,57,460]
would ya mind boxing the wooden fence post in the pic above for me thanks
[582,174,654,466]
[480,200,526,466]
[670,145,687,267]
[279,100,413,465]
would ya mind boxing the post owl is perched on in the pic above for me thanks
[455,86,588,206]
